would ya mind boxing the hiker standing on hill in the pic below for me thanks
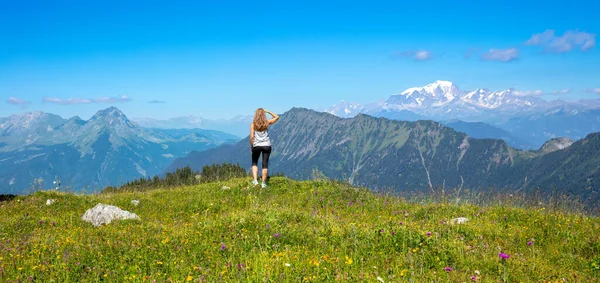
[250,108,279,188]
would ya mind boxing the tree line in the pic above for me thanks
[101,163,248,193]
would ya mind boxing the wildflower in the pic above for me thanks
[220,243,226,251]
[186,275,193,281]
[391,231,395,235]
[38,220,43,224]
[273,233,280,238]
[440,220,445,224]
[471,275,477,281]
[285,263,290,267]
[426,231,432,237]
[52,222,56,226]
[444,266,452,272]
[527,241,533,246]
[394,211,398,215]
[399,222,403,225]
[474,270,480,275]
[345,256,353,265]
[377,277,385,282]
[499,253,510,260]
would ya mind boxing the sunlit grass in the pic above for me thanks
[1,177,599,282]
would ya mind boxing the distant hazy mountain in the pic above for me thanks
[132,115,252,137]
[442,120,536,149]
[167,108,599,208]
[0,107,238,194]
[496,109,600,148]
[325,80,600,148]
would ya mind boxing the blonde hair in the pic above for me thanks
[253,108,269,131]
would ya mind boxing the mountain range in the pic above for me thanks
[131,115,252,137]
[326,81,600,148]
[0,107,239,194]
[168,108,600,208]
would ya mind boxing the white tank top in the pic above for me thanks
[253,129,271,147]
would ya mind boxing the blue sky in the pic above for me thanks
[1,0,599,119]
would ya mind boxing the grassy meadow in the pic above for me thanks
[1,177,599,282]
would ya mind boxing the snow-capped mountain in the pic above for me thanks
[325,100,365,118]
[384,80,462,109]
[326,80,577,121]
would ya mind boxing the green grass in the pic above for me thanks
[1,177,599,282]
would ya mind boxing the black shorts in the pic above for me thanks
[251,146,272,169]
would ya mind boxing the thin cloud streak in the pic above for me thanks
[43,95,131,105]
[392,49,432,61]
[480,48,519,62]
[525,29,596,53]
[6,97,31,106]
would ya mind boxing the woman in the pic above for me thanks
[250,108,279,188]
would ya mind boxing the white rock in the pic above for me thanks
[82,203,140,227]
[221,186,230,190]
[131,199,139,206]
[450,217,469,225]
[46,199,56,206]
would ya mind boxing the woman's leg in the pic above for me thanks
[261,146,272,182]
[251,147,261,183]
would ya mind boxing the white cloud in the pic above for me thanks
[525,29,596,53]
[414,50,432,61]
[481,48,519,62]
[93,95,131,103]
[550,89,571,95]
[585,88,600,94]
[512,89,544,96]
[43,95,131,105]
[393,50,432,61]
[6,97,31,106]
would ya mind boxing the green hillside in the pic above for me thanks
[1,177,599,282]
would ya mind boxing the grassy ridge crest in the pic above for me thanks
[1,177,599,282]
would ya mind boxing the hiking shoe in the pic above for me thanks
[252,179,259,186]
[261,182,268,189]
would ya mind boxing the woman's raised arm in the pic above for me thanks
[265,110,279,124]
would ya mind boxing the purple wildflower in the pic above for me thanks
[426,232,432,237]
[348,202,352,206]
[394,211,399,215]
[399,222,403,225]
[471,275,477,281]
[51,222,56,226]
[391,231,395,235]
[527,241,533,246]
[220,243,226,251]
[38,220,43,224]
[499,252,510,260]
[273,233,280,238]
[440,220,445,224]
[444,266,452,272]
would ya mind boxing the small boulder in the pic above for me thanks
[131,199,140,206]
[82,203,140,227]
[450,217,469,225]
[46,199,57,206]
